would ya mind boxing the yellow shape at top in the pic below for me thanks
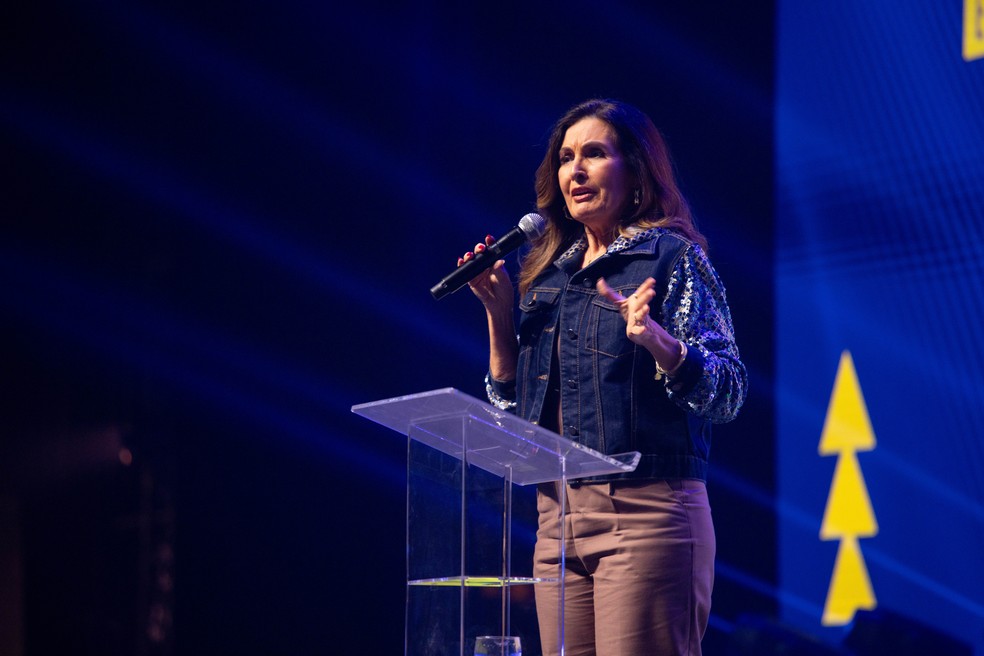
[819,351,876,455]
[965,0,984,62]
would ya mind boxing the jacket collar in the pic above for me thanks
[555,227,667,268]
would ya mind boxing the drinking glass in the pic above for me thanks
[473,635,521,656]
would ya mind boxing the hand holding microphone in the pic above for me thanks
[457,234,514,312]
[430,212,546,300]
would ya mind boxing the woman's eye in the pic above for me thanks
[559,153,573,164]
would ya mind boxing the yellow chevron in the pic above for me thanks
[819,351,875,455]
[820,449,878,539]
[822,536,877,626]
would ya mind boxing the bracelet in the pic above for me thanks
[485,373,518,410]
[655,340,688,381]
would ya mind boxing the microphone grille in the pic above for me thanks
[518,212,547,239]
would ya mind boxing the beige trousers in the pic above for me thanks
[532,479,715,656]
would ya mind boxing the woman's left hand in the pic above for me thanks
[597,276,682,371]
[596,277,661,341]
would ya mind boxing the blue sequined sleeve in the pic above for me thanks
[660,243,747,423]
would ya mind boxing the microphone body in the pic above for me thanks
[430,212,546,300]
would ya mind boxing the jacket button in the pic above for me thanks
[582,278,593,288]
[567,379,577,389]
[566,426,579,436]
[567,328,577,339]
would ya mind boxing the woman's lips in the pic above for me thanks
[572,187,595,202]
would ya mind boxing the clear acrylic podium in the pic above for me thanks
[351,388,640,656]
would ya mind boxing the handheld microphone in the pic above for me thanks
[430,212,546,300]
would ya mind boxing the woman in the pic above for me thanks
[459,99,746,656]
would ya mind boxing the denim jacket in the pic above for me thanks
[486,228,746,482]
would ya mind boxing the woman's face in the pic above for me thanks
[558,117,634,232]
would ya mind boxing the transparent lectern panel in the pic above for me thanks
[406,585,539,656]
[351,388,640,656]
[406,441,542,655]
[352,388,641,485]
[407,440,540,583]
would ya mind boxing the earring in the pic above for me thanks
[633,189,641,206]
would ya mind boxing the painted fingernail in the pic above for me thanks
[476,244,486,252]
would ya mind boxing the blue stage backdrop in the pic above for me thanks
[1,2,775,654]
[777,1,984,653]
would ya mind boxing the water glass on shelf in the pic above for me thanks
[473,635,521,656]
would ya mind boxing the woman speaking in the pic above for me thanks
[459,98,747,656]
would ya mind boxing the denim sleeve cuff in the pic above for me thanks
[667,345,704,396]
[485,372,518,410]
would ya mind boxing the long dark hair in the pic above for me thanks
[518,98,706,296]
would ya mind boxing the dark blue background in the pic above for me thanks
[12,0,941,654]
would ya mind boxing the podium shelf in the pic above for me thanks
[408,576,552,587]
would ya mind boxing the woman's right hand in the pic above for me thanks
[459,235,514,314]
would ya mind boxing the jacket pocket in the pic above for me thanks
[519,288,560,313]
[518,288,560,343]
[586,293,635,359]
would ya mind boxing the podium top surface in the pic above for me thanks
[352,388,639,485]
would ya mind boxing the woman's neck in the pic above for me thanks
[582,223,616,268]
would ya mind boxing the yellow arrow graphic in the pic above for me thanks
[819,350,878,626]
[822,536,877,626]
[819,351,875,455]
[820,449,878,540]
